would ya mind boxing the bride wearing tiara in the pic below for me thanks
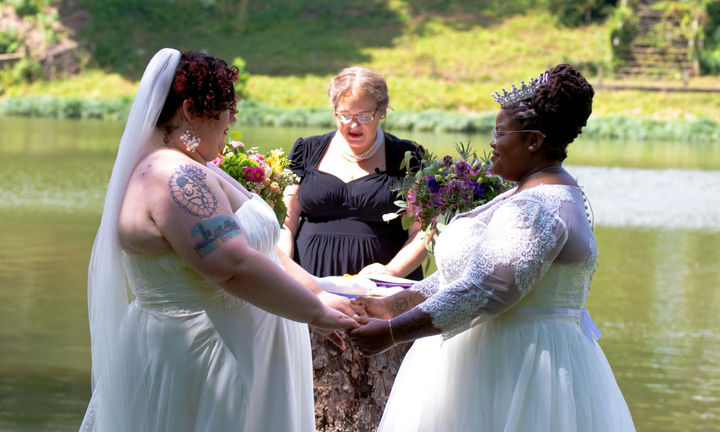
[80,49,359,432]
[348,64,636,432]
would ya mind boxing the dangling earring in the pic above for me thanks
[180,130,201,152]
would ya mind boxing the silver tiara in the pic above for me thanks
[492,72,548,108]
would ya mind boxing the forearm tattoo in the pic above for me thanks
[391,307,441,344]
[388,291,427,317]
[190,216,241,259]
[168,165,218,218]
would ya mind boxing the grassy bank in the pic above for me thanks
[4,3,720,120]
[3,96,720,143]
[3,1,720,138]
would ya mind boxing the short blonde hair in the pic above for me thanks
[327,66,390,113]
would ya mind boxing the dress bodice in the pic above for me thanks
[411,184,598,339]
[123,195,281,313]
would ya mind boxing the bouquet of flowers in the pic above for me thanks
[385,142,513,251]
[212,131,299,226]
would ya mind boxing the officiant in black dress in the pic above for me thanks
[279,66,427,431]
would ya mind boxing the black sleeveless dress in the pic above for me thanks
[289,130,424,280]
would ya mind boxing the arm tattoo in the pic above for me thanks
[191,216,241,258]
[391,308,441,344]
[388,291,427,317]
[168,165,218,218]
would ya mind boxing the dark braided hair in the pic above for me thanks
[157,51,239,139]
[504,64,594,162]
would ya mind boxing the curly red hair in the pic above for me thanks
[157,51,239,127]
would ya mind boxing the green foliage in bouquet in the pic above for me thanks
[214,131,299,226]
[386,142,514,254]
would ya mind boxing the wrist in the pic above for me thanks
[383,263,401,276]
[388,318,397,346]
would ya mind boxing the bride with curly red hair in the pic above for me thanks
[80,49,358,432]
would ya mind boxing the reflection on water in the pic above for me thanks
[1,117,719,431]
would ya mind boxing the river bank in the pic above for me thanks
[3,95,720,143]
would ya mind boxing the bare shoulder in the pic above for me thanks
[137,152,225,220]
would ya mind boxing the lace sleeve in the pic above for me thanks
[409,271,441,297]
[418,197,569,339]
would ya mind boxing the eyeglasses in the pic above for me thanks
[492,129,546,141]
[334,107,379,124]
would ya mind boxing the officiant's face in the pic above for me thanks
[490,109,533,181]
[334,91,382,153]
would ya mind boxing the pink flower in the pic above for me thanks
[231,140,244,148]
[211,156,224,167]
[407,189,417,205]
[250,154,265,163]
[486,170,492,176]
[252,167,265,182]
[243,167,256,182]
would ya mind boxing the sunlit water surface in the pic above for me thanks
[0,117,719,431]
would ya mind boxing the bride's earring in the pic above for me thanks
[180,130,201,152]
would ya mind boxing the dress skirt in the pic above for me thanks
[378,315,636,432]
[81,301,315,432]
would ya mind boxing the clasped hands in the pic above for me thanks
[318,293,398,357]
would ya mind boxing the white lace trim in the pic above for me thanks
[409,271,441,297]
[418,185,577,339]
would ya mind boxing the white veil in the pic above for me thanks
[87,48,180,391]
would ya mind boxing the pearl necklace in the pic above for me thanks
[338,127,384,163]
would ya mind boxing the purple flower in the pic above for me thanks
[443,156,453,167]
[447,179,467,194]
[469,181,486,198]
[433,190,447,207]
[427,177,440,192]
[454,160,471,178]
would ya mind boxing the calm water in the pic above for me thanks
[0,117,719,431]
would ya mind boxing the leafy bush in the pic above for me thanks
[0,27,22,54]
[546,0,617,27]
[0,57,43,88]
[0,95,132,120]
[232,56,250,99]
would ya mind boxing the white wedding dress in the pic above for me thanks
[379,184,636,432]
[81,195,315,431]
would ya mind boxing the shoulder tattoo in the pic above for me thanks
[168,165,218,218]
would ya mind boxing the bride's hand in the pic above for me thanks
[350,296,393,320]
[357,263,392,277]
[346,316,395,357]
[309,305,360,350]
[317,291,366,317]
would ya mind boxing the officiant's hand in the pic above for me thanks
[357,262,392,277]
[346,316,395,356]
[350,296,393,320]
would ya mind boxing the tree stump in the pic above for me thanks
[311,331,410,432]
